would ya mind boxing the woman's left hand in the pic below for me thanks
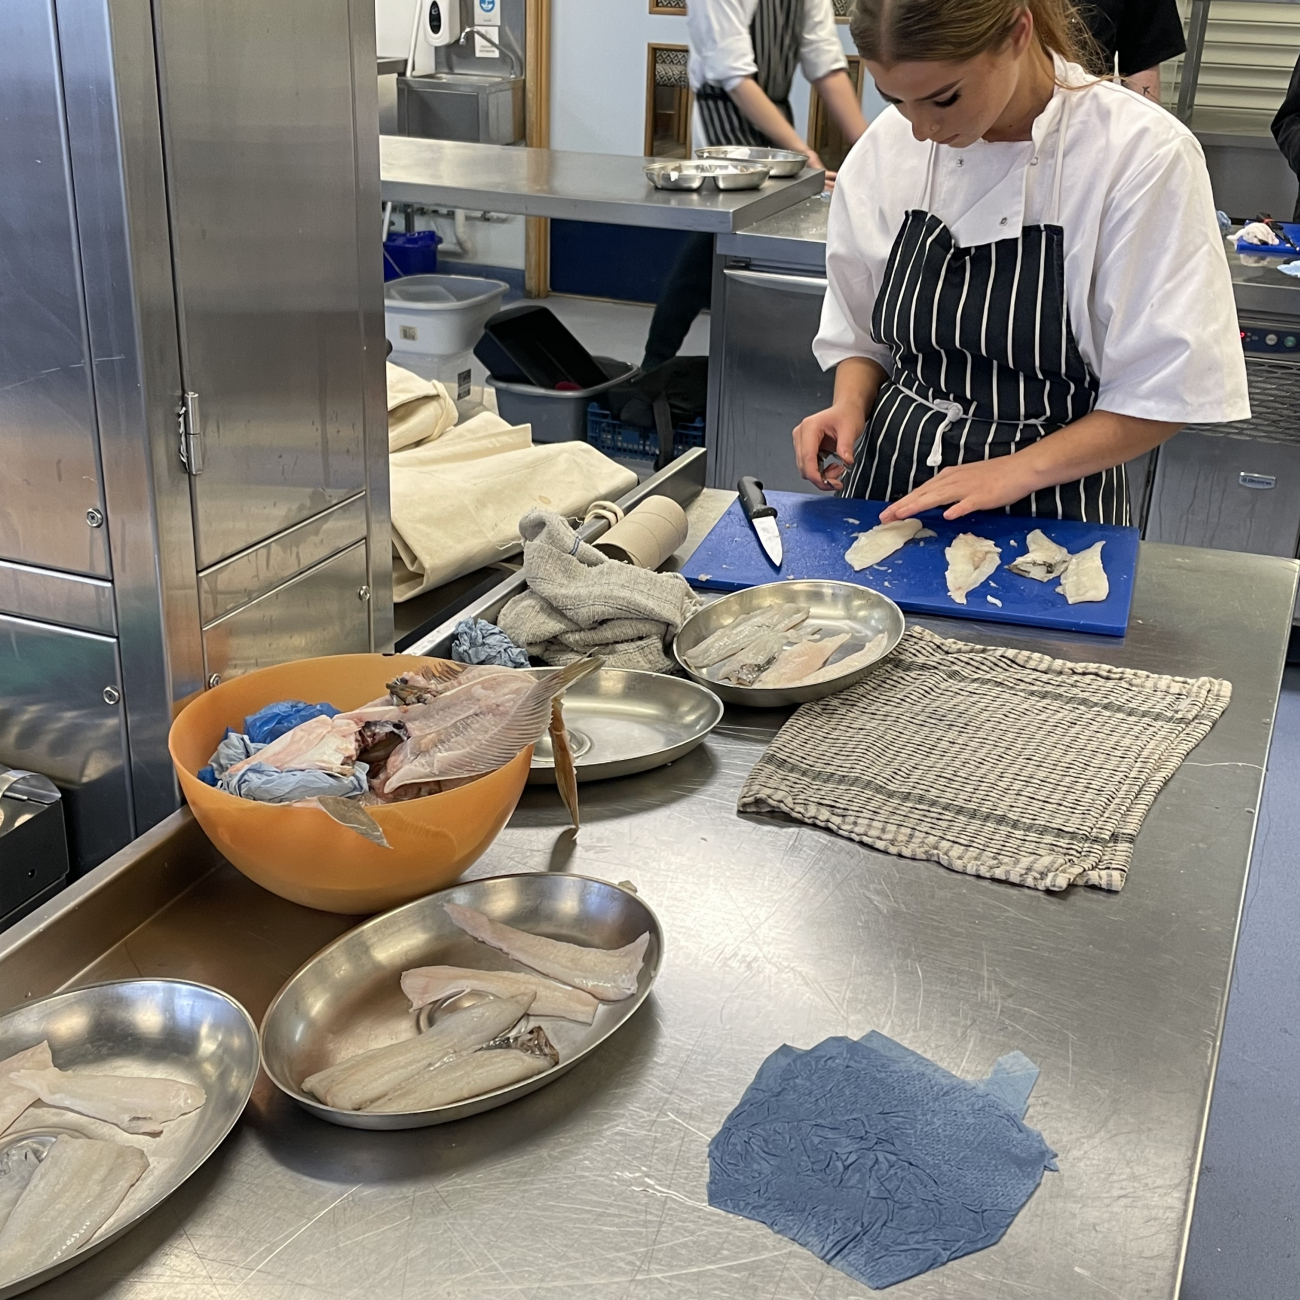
[878,456,1042,523]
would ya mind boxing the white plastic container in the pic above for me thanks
[384,274,509,400]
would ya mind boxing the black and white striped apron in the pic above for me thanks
[843,99,1126,523]
[695,0,803,148]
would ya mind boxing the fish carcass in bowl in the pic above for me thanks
[168,654,594,915]
[673,580,905,708]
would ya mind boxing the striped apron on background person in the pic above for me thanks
[843,97,1126,523]
[695,0,803,148]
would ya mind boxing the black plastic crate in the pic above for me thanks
[587,404,705,461]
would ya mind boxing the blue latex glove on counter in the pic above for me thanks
[450,618,530,669]
[244,699,339,745]
[708,1031,1056,1290]
[1278,261,1300,278]
[219,761,369,804]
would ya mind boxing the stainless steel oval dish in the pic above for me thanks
[261,874,663,1130]
[644,160,771,191]
[695,145,808,177]
[673,579,906,708]
[0,980,258,1300]
[529,669,723,783]
[644,161,707,191]
[708,162,772,190]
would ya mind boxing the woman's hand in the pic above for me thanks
[878,455,1043,523]
[793,402,863,491]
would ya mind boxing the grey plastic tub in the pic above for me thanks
[491,359,640,442]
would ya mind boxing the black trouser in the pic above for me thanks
[641,232,714,372]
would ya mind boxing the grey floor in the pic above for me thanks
[483,296,1300,1295]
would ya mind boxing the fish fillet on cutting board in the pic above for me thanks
[1059,541,1109,604]
[1007,529,1070,582]
[945,534,1002,604]
[844,519,923,571]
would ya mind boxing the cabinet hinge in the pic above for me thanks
[178,391,203,475]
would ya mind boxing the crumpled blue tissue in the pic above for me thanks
[1277,261,1300,278]
[218,761,369,804]
[451,618,530,668]
[244,699,339,745]
[208,730,263,777]
[708,1031,1057,1290]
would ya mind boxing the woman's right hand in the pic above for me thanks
[793,402,864,491]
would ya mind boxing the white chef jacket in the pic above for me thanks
[815,60,1250,425]
[687,0,847,93]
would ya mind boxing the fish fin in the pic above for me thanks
[317,797,391,848]
[549,699,581,830]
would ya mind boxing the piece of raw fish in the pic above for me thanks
[1007,529,1071,582]
[549,699,581,830]
[356,719,408,769]
[444,903,649,1001]
[314,797,391,848]
[844,519,924,571]
[10,1068,205,1137]
[716,630,792,686]
[382,658,601,793]
[0,1144,43,1230]
[363,1027,560,1113]
[387,661,471,705]
[226,714,362,779]
[301,992,534,1110]
[799,633,890,686]
[945,534,1002,604]
[0,1041,53,1134]
[0,1135,148,1281]
[683,604,810,671]
[1058,540,1109,604]
[401,966,599,1024]
[754,633,851,688]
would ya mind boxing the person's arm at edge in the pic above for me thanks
[726,79,824,167]
[792,357,888,490]
[1121,66,1163,103]
[814,68,869,145]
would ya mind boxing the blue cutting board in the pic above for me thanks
[1235,221,1300,257]
[686,493,1139,636]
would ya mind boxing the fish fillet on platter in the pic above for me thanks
[844,519,923,571]
[444,903,648,1001]
[302,992,534,1110]
[754,633,851,687]
[799,633,890,686]
[715,629,796,686]
[9,1067,205,1137]
[1059,540,1109,604]
[1007,529,1070,582]
[0,1041,53,1134]
[0,1135,148,1280]
[0,1145,43,1230]
[944,534,1002,604]
[401,966,599,1024]
[682,604,809,671]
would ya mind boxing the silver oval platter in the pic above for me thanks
[0,979,259,1299]
[260,873,663,1130]
[529,668,723,783]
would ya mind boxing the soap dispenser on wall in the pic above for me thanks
[406,0,462,76]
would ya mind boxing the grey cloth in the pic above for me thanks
[450,618,530,668]
[220,761,369,804]
[739,626,1233,892]
[498,509,701,672]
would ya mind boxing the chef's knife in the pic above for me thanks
[738,476,782,567]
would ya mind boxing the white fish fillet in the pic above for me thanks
[715,629,795,686]
[0,1135,148,1281]
[9,1068,205,1137]
[844,519,924,571]
[444,903,648,1001]
[0,1145,43,1231]
[302,992,534,1110]
[754,633,851,687]
[683,604,809,670]
[0,1041,52,1134]
[1007,528,1070,582]
[401,966,598,1024]
[945,533,1002,605]
[799,634,889,686]
[363,1035,558,1113]
[1059,540,1109,604]
[227,714,362,778]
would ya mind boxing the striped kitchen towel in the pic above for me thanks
[738,627,1232,892]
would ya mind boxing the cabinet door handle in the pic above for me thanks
[1239,472,1277,489]
[723,268,829,296]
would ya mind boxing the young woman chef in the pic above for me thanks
[792,0,1248,523]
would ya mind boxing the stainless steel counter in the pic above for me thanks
[0,523,1294,1299]
[716,193,830,271]
[379,137,827,232]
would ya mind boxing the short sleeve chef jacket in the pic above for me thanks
[687,0,847,93]
[1078,0,1186,78]
[815,63,1250,426]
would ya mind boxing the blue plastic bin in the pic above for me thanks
[383,231,443,282]
[587,404,706,460]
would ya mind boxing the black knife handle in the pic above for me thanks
[738,476,776,520]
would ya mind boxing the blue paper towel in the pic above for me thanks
[708,1032,1056,1289]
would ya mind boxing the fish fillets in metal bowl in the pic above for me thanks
[260,873,662,1130]
[0,980,258,1298]
[674,579,906,708]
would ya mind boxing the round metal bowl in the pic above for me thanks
[528,669,723,784]
[644,161,707,191]
[0,979,258,1299]
[260,873,663,1130]
[695,145,808,177]
[673,579,906,708]
[709,162,772,190]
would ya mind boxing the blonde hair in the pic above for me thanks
[849,0,1099,69]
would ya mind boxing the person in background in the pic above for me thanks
[1077,0,1185,103]
[641,0,869,373]
[1271,51,1300,220]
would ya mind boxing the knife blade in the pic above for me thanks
[738,476,782,567]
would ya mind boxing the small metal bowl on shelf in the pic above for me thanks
[694,145,809,178]
[673,579,906,709]
[644,160,772,191]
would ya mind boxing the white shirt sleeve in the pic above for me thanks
[1090,133,1250,424]
[798,0,849,85]
[687,0,758,92]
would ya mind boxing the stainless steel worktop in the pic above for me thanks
[716,193,830,270]
[379,137,827,232]
[0,518,1294,1298]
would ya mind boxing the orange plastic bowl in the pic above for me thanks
[168,654,531,915]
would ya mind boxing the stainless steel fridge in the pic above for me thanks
[0,0,392,876]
